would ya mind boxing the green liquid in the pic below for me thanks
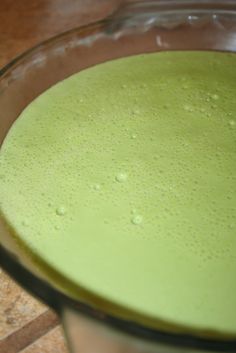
[0,51,236,336]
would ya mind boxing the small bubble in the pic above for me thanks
[93,184,101,190]
[132,109,140,115]
[211,94,219,100]
[131,208,137,214]
[131,215,143,225]
[55,225,60,230]
[229,120,235,127]
[121,84,127,89]
[184,105,193,112]
[56,206,66,216]
[131,133,137,139]
[22,220,29,226]
[116,173,128,182]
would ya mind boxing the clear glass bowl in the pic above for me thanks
[0,1,236,352]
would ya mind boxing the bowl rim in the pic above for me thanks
[1,2,236,351]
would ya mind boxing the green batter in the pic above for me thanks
[0,51,236,337]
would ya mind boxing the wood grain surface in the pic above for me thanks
[0,1,122,352]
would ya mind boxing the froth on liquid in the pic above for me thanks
[0,51,236,337]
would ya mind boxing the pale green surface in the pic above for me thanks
[0,51,236,334]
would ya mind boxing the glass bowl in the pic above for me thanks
[0,1,236,352]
